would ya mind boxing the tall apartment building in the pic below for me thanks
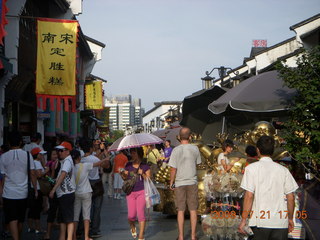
[133,98,145,126]
[105,95,144,131]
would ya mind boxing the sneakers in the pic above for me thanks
[117,195,124,200]
[114,193,124,199]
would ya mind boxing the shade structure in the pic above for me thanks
[151,123,182,147]
[208,70,296,114]
[151,129,168,139]
[108,133,163,152]
[164,126,182,147]
[180,85,227,135]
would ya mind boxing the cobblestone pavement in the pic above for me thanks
[1,189,208,240]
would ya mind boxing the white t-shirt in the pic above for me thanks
[74,162,93,194]
[241,157,299,229]
[33,160,45,190]
[217,152,229,172]
[168,144,202,187]
[81,155,100,180]
[56,155,76,198]
[0,149,35,199]
[23,142,42,152]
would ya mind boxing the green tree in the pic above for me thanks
[277,46,320,176]
[106,130,124,143]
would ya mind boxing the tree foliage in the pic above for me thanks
[106,130,124,143]
[277,46,320,175]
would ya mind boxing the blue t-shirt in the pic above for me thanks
[124,162,150,192]
[164,147,173,163]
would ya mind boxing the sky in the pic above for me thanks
[77,0,320,111]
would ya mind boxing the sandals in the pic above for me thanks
[130,227,137,239]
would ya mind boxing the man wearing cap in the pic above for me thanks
[0,131,37,240]
[49,141,75,240]
[28,147,48,234]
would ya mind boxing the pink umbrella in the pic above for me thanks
[108,133,164,152]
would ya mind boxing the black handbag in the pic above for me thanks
[90,179,104,198]
[103,160,112,174]
[122,164,140,195]
[38,177,52,196]
[122,174,139,195]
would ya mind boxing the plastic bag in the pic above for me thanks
[144,177,160,208]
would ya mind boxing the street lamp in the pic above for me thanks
[201,75,215,89]
[165,108,174,123]
[202,66,238,87]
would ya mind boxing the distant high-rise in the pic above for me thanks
[105,95,144,131]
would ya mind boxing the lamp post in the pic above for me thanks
[201,75,215,89]
[202,66,238,87]
[201,66,239,134]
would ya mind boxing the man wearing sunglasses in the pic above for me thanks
[49,141,75,240]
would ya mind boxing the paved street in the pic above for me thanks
[1,189,208,240]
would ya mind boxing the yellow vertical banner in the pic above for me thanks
[36,18,78,111]
[85,81,103,110]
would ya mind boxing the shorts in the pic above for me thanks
[251,227,288,240]
[58,193,75,223]
[113,173,124,189]
[3,198,27,224]
[174,184,198,211]
[74,192,92,221]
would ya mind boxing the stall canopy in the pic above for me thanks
[208,70,297,114]
[151,122,182,147]
[180,85,226,136]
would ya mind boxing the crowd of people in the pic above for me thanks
[0,131,174,240]
[0,127,299,240]
[0,132,114,240]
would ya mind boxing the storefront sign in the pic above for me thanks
[36,18,78,112]
[85,81,103,110]
[37,111,51,119]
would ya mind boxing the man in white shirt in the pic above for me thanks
[49,141,75,240]
[23,132,43,152]
[238,136,299,240]
[81,139,105,238]
[0,131,37,240]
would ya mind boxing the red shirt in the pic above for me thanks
[113,152,128,173]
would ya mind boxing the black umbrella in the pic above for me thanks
[180,85,226,138]
[208,70,296,114]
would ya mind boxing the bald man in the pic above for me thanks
[168,127,201,240]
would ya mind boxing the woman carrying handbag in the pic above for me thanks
[121,147,151,240]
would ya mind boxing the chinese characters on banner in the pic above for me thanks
[252,39,267,48]
[85,81,103,110]
[36,18,78,112]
